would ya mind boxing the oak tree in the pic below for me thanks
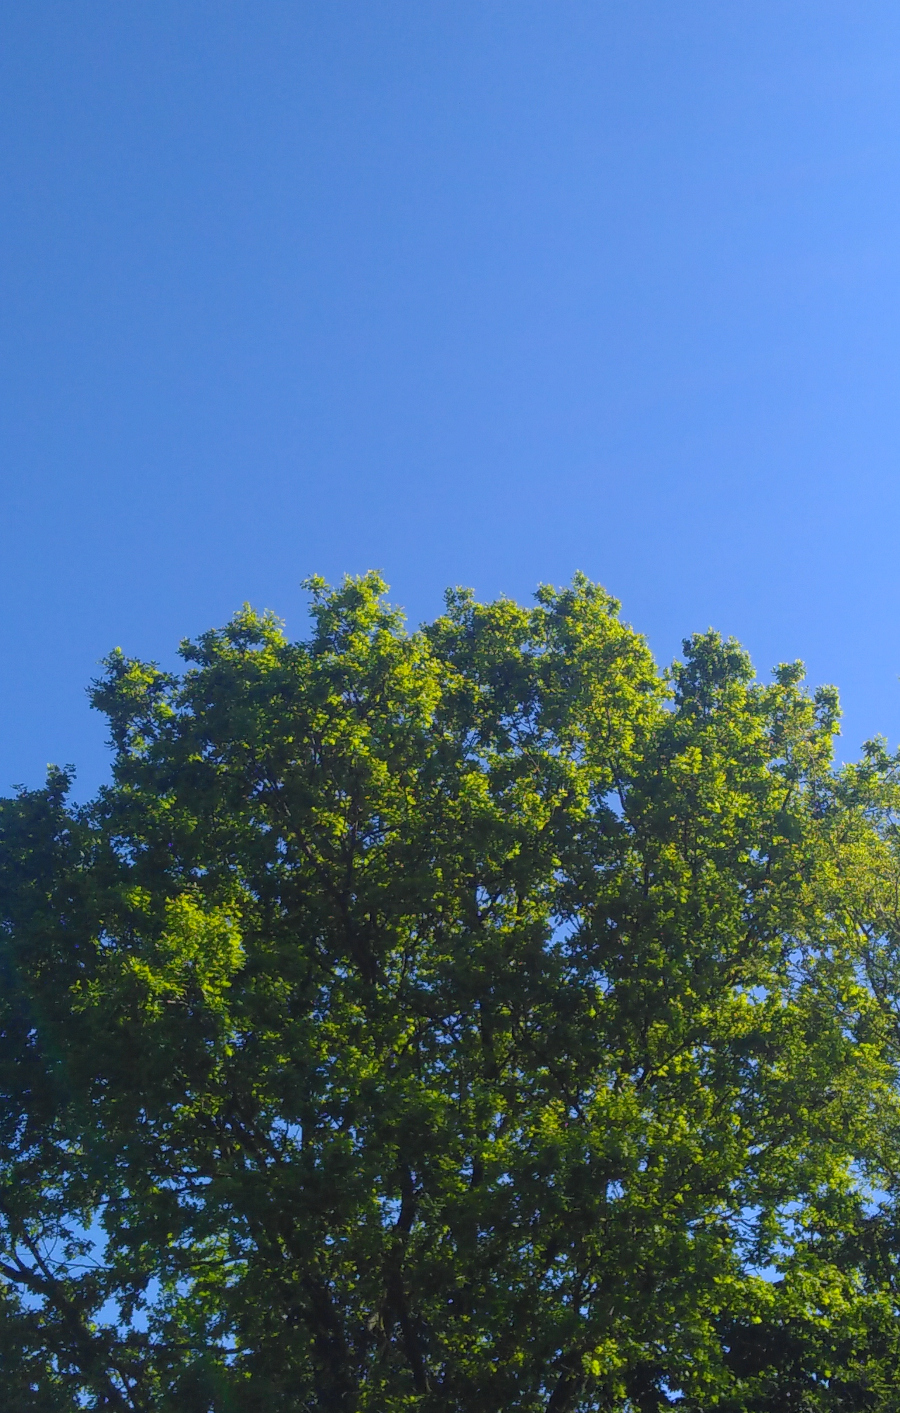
[3,573,900,1410]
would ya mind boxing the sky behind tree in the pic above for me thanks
[3,2,900,795]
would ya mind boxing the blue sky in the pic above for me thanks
[3,2,900,795]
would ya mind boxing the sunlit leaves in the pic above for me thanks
[2,575,900,1409]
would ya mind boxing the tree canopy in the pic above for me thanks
[4,573,900,1410]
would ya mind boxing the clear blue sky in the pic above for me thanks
[3,2,900,796]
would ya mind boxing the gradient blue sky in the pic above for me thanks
[3,2,900,796]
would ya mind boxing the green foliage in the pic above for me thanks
[3,573,900,1409]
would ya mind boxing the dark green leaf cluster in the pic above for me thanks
[3,574,900,1410]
